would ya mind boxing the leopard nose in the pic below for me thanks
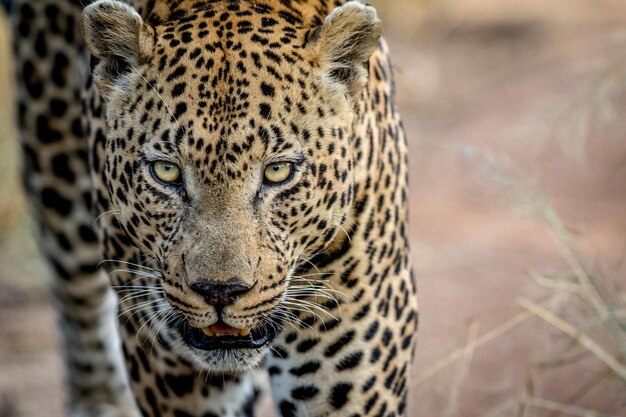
[189,280,251,307]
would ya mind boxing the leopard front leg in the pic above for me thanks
[8,0,138,414]
[267,269,418,417]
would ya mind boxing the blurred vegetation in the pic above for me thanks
[0,12,48,298]
[445,146,626,416]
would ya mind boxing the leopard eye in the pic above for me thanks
[264,162,293,184]
[151,161,181,184]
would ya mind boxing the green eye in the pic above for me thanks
[264,162,293,184]
[151,161,181,184]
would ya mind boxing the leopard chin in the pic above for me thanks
[185,345,270,374]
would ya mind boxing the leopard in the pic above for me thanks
[4,0,418,416]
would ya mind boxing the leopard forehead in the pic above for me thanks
[105,5,353,184]
[148,4,325,121]
[84,0,383,186]
[96,2,367,264]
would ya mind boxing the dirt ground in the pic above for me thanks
[1,1,626,416]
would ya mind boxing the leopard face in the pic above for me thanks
[83,0,381,371]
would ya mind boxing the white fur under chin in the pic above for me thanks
[179,343,268,374]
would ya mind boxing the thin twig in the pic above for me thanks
[413,295,565,386]
[526,396,622,417]
[443,320,480,417]
[546,367,612,417]
[518,298,626,381]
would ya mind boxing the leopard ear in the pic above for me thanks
[82,0,154,98]
[310,2,382,96]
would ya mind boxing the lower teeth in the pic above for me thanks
[199,326,251,337]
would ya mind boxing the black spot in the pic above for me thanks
[164,373,194,396]
[319,318,341,332]
[34,31,47,57]
[382,328,393,346]
[144,388,161,417]
[78,224,98,242]
[41,187,72,215]
[291,385,319,401]
[260,82,275,97]
[384,366,398,389]
[324,330,355,357]
[181,31,192,43]
[36,115,62,143]
[54,232,72,251]
[259,103,271,119]
[49,98,68,117]
[362,376,376,392]
[335,352,363,371]
[289,361,320,376]
[17,4,35,37]
[51,153,75,182]
[21,143,40,172]
[279,400,296,417]
[364,392,380,414]
[398,401,406,416]
[135,347,151,373]
[268,366,282,376]
[128,354,140,382]
[171,83,186,97]
[242,388,260,417]
[71,117,83,137]
[174,102,187,118]
[369,346,381,363]
[352,303,370,321]
[51,52,69,87]
[271,345,289,358]
[364,320,379,341]
[264,50,282,65]
[261,17,278,27]
[22,60,43,98]
[296,338,319,353]
[330,382,353,409]
[166,65,186,82]
[49,258,70,280]
[155,374,169,397]
[78,262,98,274]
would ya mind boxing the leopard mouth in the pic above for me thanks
[176,319,279,351]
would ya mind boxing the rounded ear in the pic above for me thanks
[310,2,382,96]
[81,0,154,98]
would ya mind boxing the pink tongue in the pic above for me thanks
[210,322,241,336]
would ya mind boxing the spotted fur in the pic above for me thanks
[7,0,418,416]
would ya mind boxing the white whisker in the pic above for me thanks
[92,208,121,227]
[99,259,158,272]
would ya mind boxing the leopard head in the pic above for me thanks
[82,0,381,371]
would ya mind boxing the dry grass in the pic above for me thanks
[411,139,626,415]
[408,30,626,411]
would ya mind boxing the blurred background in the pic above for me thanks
[1,0,626,416]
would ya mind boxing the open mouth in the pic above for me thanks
[177,320,279,351]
